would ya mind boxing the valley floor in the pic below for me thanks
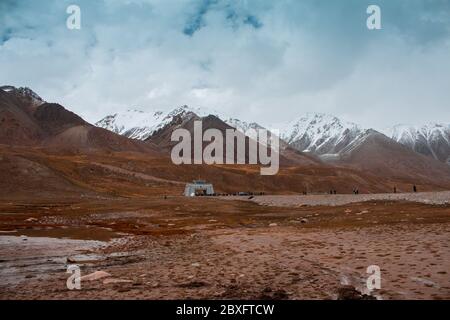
[0,192,449,300]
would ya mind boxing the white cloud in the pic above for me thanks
[1,0,449,129]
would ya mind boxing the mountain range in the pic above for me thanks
[1,85,450,199]
[96,107,450,166]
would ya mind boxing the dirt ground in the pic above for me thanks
[0,193,449,300]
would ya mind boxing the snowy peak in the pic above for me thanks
[386,123,450,163]
[95,109,166,140]
[224,117,265,133]
[95,105,269,141]
[0,85,45,107]
[95,105,220,140]
[277,112,363,155]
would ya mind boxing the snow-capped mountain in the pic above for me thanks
[95,105,208,140]
[96,106,450,166]
[385,123,450,164]
[275,113,364,156]
[96,105,267,140]
[0,85,45,107]
[223,117,265,133]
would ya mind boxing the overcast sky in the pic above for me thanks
[1,0,449,129]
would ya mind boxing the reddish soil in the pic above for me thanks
[0,195,449,300]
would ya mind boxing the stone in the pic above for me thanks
[103,278,132,285]
[337,285,376,300]
[269,223,278,227]
[80,270,111,282]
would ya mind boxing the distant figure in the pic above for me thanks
[330,190,333,195]
[355,189,359,195]
[333,190,337,195]
[393,187,397,194]
[413,185,417,193]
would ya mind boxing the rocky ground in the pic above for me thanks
[230,191,450,207]
[0,193,449,300]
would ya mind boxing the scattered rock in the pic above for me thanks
[269,223,278,227]
[25,218,38,222]
[191,262,201,267]
[300,219,308,224]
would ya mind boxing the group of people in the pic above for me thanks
[393,185,418,193]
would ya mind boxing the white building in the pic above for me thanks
[184,180,215,197]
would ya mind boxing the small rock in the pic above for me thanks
[103,278,132,285]
[191,262,200,267]
[269,223,278,227]
[25,218,38,222]
[66,257,76,263]
[80,271,111,282]
[337,285,376,300]
[300,219,308,224]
